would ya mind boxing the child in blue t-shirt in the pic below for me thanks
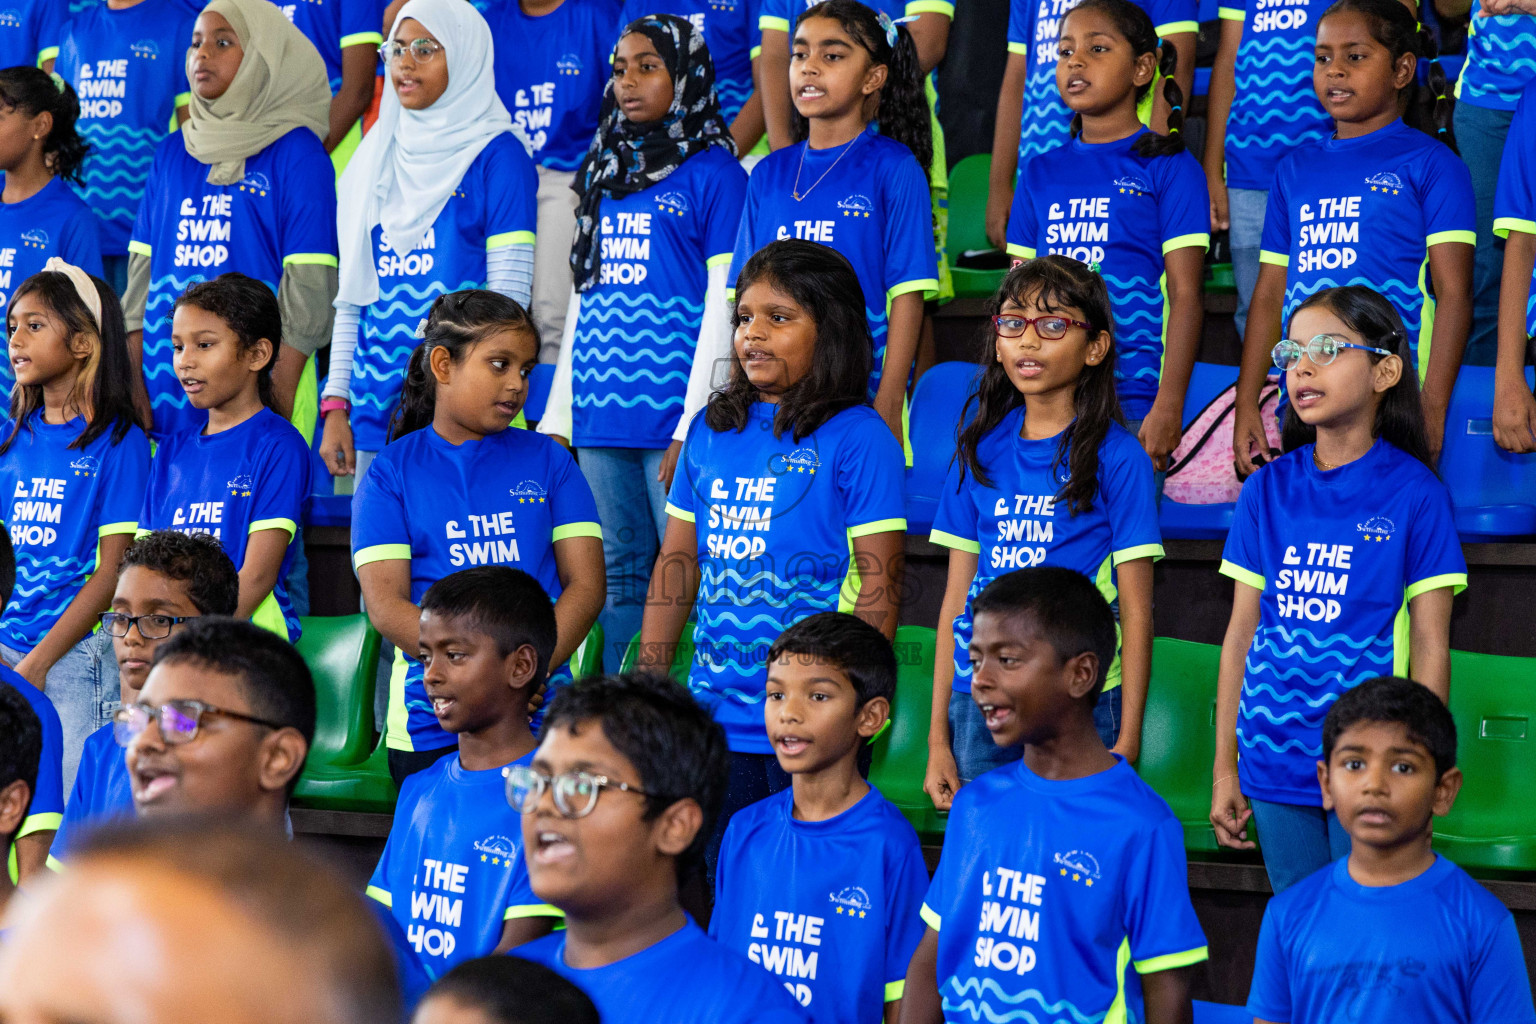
[1248,677,1536,1024]
[124,0,338,439]
[640,239,907,879]
[1491,79,1536,454]
[322,0,538,483]
[0,677,54,905]
[727,2,938,443]
[0,0,62,70]
[711,613,928,1024]
[1212,286,1466,894]
[49,530,239,869]
[137,275,313,644]
[510,674,808,1024]
[350,290,604,782]
[1005,0,1208,466]
[0,263,150,788]
[277,0,384,164]
[0,68,102,402]
[3,667,62,890]
[926,256,1161,801]
[1232,0,1474,471]
[485,0,621,362]
[905,568,1208,1024]
[538,13,746,664]
[368,567,564,975]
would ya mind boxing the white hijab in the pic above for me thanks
[336,0,517,307]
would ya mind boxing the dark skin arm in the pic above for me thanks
[730,89,766,155]
[324,44,378,153]
[1141,966,1196,1024]
[1203,18,1241,233]
[849,530,904,640]
[759,28,794,151]
[1419,241,1474,464]
[1492,230,1536,452]
[986,53,1029,249]
[897,928,942,1024]
[637,516,701,673]
[906,12,951,74]
[13,830,53,886]
[1232,261,1287,476]
[494,915,559,953]
[1138,245,1204,471]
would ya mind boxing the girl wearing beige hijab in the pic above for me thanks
[122,0,337,442]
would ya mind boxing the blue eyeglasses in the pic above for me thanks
[1271,334,1394,371]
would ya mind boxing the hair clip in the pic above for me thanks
[414,318,429,340]
[875,10,918,48]
[1088,260,1102,274]
[48,71,65,94]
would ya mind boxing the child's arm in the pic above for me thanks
[357,560,422,655]
[926,549,977,810]
[1493,230,1536,452]
[1112,557,1154,764]
[325,42,378,153]
[1232,262,1286,476]
[1419,240,1474,464]
[1211,581,1261,849]
[496,915,558,953]
[758,26,793,150]
[1139,245,1204,470]
[896,928,943,1024]
[1140,966,1196,1024]
[850,529,904,640]
[730,90,766,155]
[1202,17,1239,231]
[14,535,132,687]
[638,516,701,672]
[906,12,952,73]
[1407,585,1455,703]
[235,529,294,621]
[875,291,926,442]
[550,535,606,670]
[986,53,1029,250]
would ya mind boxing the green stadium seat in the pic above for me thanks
[1140,637,1237,853]
[1206,261,1236,296]
[1432,650,1536,871]
[619,624,695,680]
[869,625,948,841]
[292,614,398,813]
[946,154,1009,300]
[572,621,604,679]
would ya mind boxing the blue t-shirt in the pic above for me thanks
[665,403,906,753]
[922,756,1208,1024]
[620,0,760,122]
[3,666,64,846]
[1455,14,1536,112]
[1219,440,1467,806]
[367,749,559,974]
[1216,0,1332,192]
[347,133,538,452]
[1004,130,1209,418]
[569,146,745,449]
[710,788,929,1024]
[1248,856,1536,1024]
[931,414,1162,694]
[517,918,810,1024]
[368,900,435,1010]
[1006,0,1199,167]
[130,128,339,438]
[351,424,601,753]
[486,0,620,173]
[729,128,938,400]
[49,722,133,864]
[1493,80,1536,339]
[0,0,63,69]
[138,407,313,642]
[758,0,958,48]
[274,0,385,94]
[0,415,149,652]
[55,0,201,256]
[1259,119,1475,374]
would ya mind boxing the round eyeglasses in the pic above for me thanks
[505,764,651,819]
[378,38,443,65]
[112,699,287,748]
[1272,334,1393,371]
[99,611,193,640]
[992,314,1095,341]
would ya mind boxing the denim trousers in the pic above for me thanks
[1453,100,1516,365]
[575,446,670,667]
[1248,796,1351,894]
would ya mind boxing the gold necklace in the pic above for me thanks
[1313,448,1335,471]
[792,133,863,202]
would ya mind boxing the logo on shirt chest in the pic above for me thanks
[828,885,872,919]
[130,40,160,61]
[1113,175,1151,198]
[1356,515,1395,542]
[556,53,583,76]
[19,228,48,250]
[70,455,99,479]
[227,474,253,498]
[654,190,691,216]
[1364,171,1404,195]
[1051,849,1101,886]
[837,194,873,218]
[0,12,23,30]
[510,480,548,504]
[472,834,520,869]
[237,173,271,198]
[771,447,821,474]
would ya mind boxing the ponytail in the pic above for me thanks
[1319,0,1457,151]
[0,67,89,183]
[1134,37,1186,157]
[1063,0,1184,156]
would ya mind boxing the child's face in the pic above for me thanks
[433,329,538,439]
[1313,12,1413,124]
[7,291,85,390]
[412,994,496,1024]
[1319,720,1462,851]
[765,654,888,775]
[969,609,1099,749]
[188,10,245,102]
[790,15,886,121]
[733,280,817,400]
[418,609,535,736]
[613,31,674,125]
[0,100,47,173]
[994,294,1109,401]
[1055,8,1155,116]
[109,566,204,704]
[390,19,450,110]
[1284,305,1401,430]
[171,304,270,411]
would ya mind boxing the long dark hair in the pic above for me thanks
[705,239,871,441]
[0,67,88,183]
[173,274,281,410]
[1063,0,1185,157]
[2,270,143,454]
[1318,0,1455,150]
[388,290,539,442]
[1280,286,1431,466]
[791,0,933,177]
[955,256,1122,515]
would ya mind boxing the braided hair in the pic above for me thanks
[1063,0,1185,157]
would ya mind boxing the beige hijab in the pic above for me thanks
[182,0,330,185]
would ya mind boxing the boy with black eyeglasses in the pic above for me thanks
[368,567,564,977]
[49,531,238,866]
[510,672,808,1024]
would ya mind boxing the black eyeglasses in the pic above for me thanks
[112,700,287,748]
[100,611,193,640]
[992,314,1096,340]
[505,765,651,818]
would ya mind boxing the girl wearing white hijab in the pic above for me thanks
[122,0,337,442]
[318,0,539,483]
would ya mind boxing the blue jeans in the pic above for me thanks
[1228,187,1269,341]
[1454,101,1516,366]
[2,630,118,792]
[575,446,669,667]
[1248,797,1351,894]
[948,685,1123,783]
[705,752,792,890]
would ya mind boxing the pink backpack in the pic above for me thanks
[1164,375,1284,504]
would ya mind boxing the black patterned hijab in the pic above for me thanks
[569,14,736,292]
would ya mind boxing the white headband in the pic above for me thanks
[42,257,101,333]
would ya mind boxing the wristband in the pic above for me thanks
[321,398,350,416]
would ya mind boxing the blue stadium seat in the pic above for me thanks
[1158,362,1240,540]
[1194,1001,1251,1024]
[307,493,352,529]
[1438,365,1536,540]
[523,362,555,423]
[906,361,983,536]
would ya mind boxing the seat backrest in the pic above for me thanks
[1139,637,1221,826]
[294,614,381,768]
[908,362,983,511]
[1439,365,1536,508]
[571,622,604,680]
[946,154,994,259]
[1436,649,1536,840]
[869,626,938,810]
[523,362,556,423]
[618,624,695,683]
